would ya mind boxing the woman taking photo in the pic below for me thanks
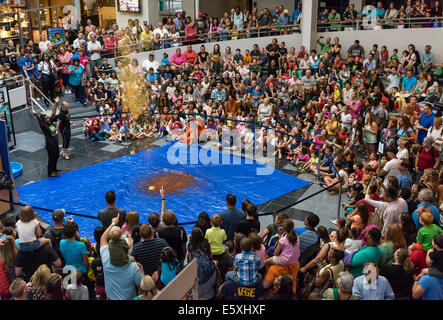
[362,112,378,160]
[38,53,57,105]
[68,58,86,105]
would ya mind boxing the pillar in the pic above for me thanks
[301,0,318,53]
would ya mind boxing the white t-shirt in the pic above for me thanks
[339,169,349,189]
[39,40,51,52]
[341,113,352,130]
[142,59,161,73]
[344,238,362,254]
[426,124,443,152]
[16,219,39,243]
[383,158,401,187]
[396,148,409,160]
[88,40,102,60]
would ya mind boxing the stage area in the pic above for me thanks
[17,141,311,239]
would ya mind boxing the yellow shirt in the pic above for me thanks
[326,120,339,136]
[205,226,226,255]
[243,55,251,65]
[140,31,153,50]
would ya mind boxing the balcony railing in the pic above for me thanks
[107,15,443,59]
[317,15,443,32]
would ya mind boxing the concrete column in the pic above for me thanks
[182,0,196,19]
[195,0,199,18]
[301,0,318,52]
[73,0,81,26]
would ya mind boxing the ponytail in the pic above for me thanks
[396,248,415,274]
[283,218,298,245]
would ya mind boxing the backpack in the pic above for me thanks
[0,170,12,190]
[298,235,320,268]
[48,227,65,265]
[0,260,10,299]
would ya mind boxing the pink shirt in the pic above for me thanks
[279,235,300,265]
[171,53,186,66]
[348,99,362,119]
[254,244,267,269]
[298,153,310,162]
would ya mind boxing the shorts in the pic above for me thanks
[366,142,378,146]
[272,255,288,265]
[19,239,41,252]
[352,144,360,150]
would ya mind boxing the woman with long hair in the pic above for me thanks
[397,115,417,144]
[0,235,17,284]
[28,264,51,300]
[379,248,414,300]
[45,274,64,300]
[379,224,407,266]
[210,44,222,75]
[134,275,158,300]
[122,210,139,239]
[362,112,378,160]
[194,212,211,236]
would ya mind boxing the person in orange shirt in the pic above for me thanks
[179,114,204,145]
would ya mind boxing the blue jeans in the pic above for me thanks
[19,239,40,252]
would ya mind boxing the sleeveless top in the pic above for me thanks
[364,124,377,144]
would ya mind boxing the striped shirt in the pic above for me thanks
[131,238,169,276]
[233,251,261,286]
[298,229,319,254]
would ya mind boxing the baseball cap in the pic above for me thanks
[52,209,66,221]
[198,12,203,17]
[284,9,288,14]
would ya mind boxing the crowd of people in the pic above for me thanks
[0,0,442,301]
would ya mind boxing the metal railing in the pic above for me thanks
[317,15,443,32]
[108,15,443,59]
[111,23,302,58]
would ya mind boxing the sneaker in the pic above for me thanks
[76,101,81,104]
[64,154,70,160]
[83,101,87,105]
[36,97,41,101]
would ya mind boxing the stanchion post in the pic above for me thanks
[316,145,321,182]
[337,180,342,220]
[253,121,256,159]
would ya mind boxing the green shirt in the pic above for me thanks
[417,224,443,251]
[379,242,394,266]
[328,13,341,31]
[319,41,332,56]
[205,226,227,255]
[350,245,381,278]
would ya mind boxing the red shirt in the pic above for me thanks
[417,146,439,171]
[183,50,197,64]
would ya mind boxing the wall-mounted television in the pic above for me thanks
[118,0,141,13]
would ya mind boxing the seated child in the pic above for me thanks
[265,219,300,267]
[16,206,51,252]
[344,227,363,255]
[108,225,133,267]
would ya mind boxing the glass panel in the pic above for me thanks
[171,1,182,12]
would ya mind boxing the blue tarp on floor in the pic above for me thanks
[18,141,311,240]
